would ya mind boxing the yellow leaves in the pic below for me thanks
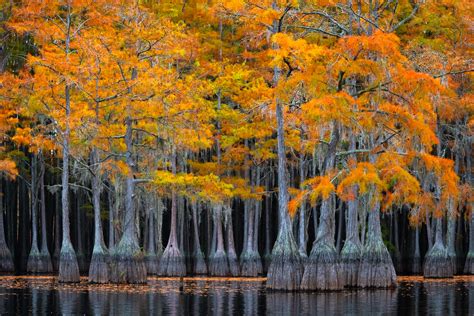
[337,162,385,201]
[302,91,354,125]
[269,33,324,71]
[0,159,18,180]
[154,170,234,203]
[338,30,405,62]
[288,175,335,218]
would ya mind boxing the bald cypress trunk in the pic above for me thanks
[266,101,303,290]
[226,208,240,276]
[340,192,362,287]
[88,149,109,283]
[301,124,341,291]
[424,217,453,278]
[0,181,14,273]
[159,150,186,277]
[298,155,307,258]
[208,204,230,276]
[358,200,396,287]
[411,226,421,274]
[38,154,52,273]
[110,113,147,283]
[191,202,207,274]
[27,154,42,273]
[464,137,473,274]
[241,167,262,276]
[58,82,80,283]
[145,196,160,275]
[28,153,52,273]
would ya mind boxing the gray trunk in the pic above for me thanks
[58,78,80,283]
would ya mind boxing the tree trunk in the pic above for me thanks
[0,181,14,273]
[358,200,397,287]
[412,226,421,274]
[209,204,230,276]
[298,155,307,258]
[226,207,240,276]
[38,153,53,273]
[27,154,41,273]
[424,217,453,278]
[58,82,80,283]
[89,148,109,283]
[110,112,147,283]
[301,124,341,290]
[159,149,186,277]
[191,202,207,274]
[266,99,302,290]
[340,191,362,287]
[145,196,159,275]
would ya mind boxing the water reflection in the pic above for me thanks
[0,277,471,315]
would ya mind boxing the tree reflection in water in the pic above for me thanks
[0,277,471,314]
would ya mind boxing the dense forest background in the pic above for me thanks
[0,0,472,290]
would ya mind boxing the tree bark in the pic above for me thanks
[88,148,109,283]
[0,180,14,273]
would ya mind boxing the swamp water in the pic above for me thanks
[0,276,472,315]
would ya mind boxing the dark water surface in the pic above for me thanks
[0,276,473,315]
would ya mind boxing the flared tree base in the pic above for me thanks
[145,253,160,275]
[464,252,474,274]
[0,244,14,273]
[300,242,342,291]
[423,243,453,278]
[266,254,303,291]
[110,238,147,284]
[266,229,303,291]
[340,241,361,287]
[192,250,208,275]
[240,251,263,276]
[227,251,240,277]
[209,250,230,276]
[358,239,397,288]
[27,248,53,274]
[58,243,80,283]
[89,250,110,283]
[158,245,186,277]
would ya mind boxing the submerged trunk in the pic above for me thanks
[301,124,341,291]
[191,202,207,275]
[0,181,14,273]
[53,186,61,271]
[340,193,362,287]
[89,149,109,283]
[446,213,456,274]
[411,226,421,274]
[226,207,240,276]
[266,101,303,290]
[58,83,80,283]
[358,201,397,288]
[144,197,159,275]
[28,153,52,273]
[110,112,147,283]
[264,172,272,272]
[27,154,41,273]
[241,168,262,276]
[424,217,453,278]
[39,154,53,273]
[301,195,341,290]
[465,209,474,274]
[209,204,229,276]
[159,150,186,277]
